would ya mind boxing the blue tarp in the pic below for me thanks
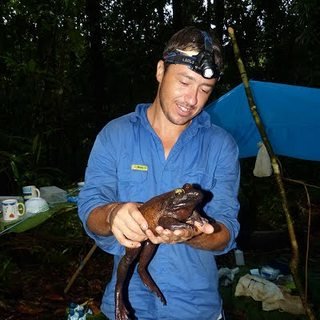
[206,80,320,161]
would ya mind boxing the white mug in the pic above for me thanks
[22,185,40,200]
[2,199,25,221]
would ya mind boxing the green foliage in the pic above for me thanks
[0,0,319,196]
[0,256,13,283]
[0,133,67,194]
[239,157,320,232]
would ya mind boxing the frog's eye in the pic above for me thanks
[175,188,184,195]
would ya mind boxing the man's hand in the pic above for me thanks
[108,202,149,248]
[87,202,149,248]
[145,220,214,245]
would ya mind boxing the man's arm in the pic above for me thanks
[86,203,121,236]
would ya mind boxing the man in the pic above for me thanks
[78,26,240,320]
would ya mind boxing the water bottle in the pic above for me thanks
[234,249,245,266]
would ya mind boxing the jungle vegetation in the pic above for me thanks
[1,0,319,211]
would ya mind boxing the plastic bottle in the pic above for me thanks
[234,249,245,266]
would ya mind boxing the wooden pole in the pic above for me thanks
[227,26,316,320]
[64,243,97,294]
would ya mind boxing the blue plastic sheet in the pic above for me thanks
[206,80,320,160]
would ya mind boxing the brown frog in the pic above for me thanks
[115,183,205,320]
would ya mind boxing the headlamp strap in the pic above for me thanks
[163,51,197,68]
[163,30,222,79]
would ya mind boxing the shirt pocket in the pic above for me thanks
[117,165,149,201]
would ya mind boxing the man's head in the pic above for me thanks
[163,26,223,80]
[151,26,223,127]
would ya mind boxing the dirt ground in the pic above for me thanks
[0,211,319,320]
[0,210,111,320]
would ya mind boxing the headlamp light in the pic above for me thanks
[163,31,222,80]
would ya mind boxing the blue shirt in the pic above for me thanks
[78,104,240,320]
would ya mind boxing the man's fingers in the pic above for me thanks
[131,210,148,231]
[152,227,191,243]
[107,202,150,248]
[194,221,214,234]
[114,205,147,236]
[113,217,148,242]
[145,229,163,244]
[112,228,142,248]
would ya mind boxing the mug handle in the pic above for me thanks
[35,188,41,197]
[17,203,25,216]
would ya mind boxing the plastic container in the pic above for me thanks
[260,265,280,280]
[234,249,245,266]
[39,186,67,205]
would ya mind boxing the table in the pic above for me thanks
[0,202,77,236]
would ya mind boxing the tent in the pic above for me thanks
[206,80,320,161]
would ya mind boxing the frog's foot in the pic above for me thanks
[150,286,166,305]
[115,303,131,320]
[159,216,197,231]
[186,210,208,226]
[115,287,132,320]
[198,216,209,225]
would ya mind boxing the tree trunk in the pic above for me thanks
[213,0,224,42]
[85,0,106,124]
[172,0,184,31]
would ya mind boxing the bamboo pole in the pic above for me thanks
[227,27,316,320]
[64,243,97,294]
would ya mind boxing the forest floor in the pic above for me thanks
[0,208,319,320]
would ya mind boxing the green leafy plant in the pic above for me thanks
[0,132,67,194]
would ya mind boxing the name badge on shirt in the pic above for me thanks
[131,164,148,171]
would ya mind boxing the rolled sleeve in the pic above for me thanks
[206,132,240,255]
[78,126,124,255]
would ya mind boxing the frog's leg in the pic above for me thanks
[137,241,166,305]
[115,247,142,320]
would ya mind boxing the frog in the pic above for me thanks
[115,183,206,320]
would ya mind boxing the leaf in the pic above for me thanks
[10,160,20,181]
[32,134,42,164]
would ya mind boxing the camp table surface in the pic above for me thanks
[0,202,76,236]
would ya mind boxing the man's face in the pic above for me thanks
[157,60,217,126]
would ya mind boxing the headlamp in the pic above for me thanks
[163,31,222,80]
